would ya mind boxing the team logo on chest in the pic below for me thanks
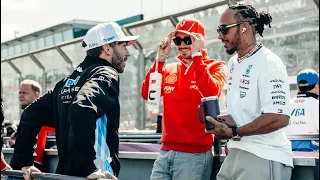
[230,63,234,73]
[243,65,253,77]
[165,74,177,84]
[245,65,253,74]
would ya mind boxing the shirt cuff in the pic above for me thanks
[155,57,166,63]
[191,51,202,58]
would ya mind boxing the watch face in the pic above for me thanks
[232,136,241,141]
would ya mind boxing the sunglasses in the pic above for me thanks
[173,36,192,46]
[217,21,252,35]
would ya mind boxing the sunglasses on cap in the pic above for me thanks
[173,36,192,46]
[217,21,253,35]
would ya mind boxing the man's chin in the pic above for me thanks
[181,54,192,59]
[115,67,124,73]
[226,48,236,55]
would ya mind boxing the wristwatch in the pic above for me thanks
[231,127,241,141]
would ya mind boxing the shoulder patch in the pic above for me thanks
[91,66,119,81]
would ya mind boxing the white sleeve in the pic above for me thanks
[313,101,319,132]
[258,70,291,116]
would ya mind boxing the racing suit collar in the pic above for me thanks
[82,55,117,71]
[297,92,319,99]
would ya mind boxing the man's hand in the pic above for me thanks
[1,152,13,178]
[156,31,175,61]
[190,33,205,54]
[87,169,117,180]
[205,116,233,139]
[1,164,13,178]
[217,114,237,127]
[22,166,41,180]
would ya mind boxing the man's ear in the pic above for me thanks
[35,92,40,99]
[103,44,112,56]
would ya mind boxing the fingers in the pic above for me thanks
[217,114,230,119]
[109,174,118,179]
[167,31,175,44]
[157,39,168,49]
[6,164,12,170]
[30,166,41,173]
[103,171,118,180]
[190,33,204,41]
[205,116,219,126]
[23,169,32,180]
[22,166,41,180]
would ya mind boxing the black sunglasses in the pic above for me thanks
[217,21,252,35]
[173,36,192,46]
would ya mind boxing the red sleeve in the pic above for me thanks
[193,56,227,97]
[34,126,55,164]
[141,60,166,100]
[1,153,7,171]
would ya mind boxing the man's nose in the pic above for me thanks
[125,48,130,56]
[218,32,224,40]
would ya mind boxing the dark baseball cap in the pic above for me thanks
[297,69,319,87]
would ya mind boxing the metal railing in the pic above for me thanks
[1,170,90,180]
[3,133,316,144]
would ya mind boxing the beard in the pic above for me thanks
[226,28,241,55]
[111,49,125,73]
[179,47,192,59]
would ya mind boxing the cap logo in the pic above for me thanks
[89,42,99,49]
[179,20,186,27]
[103,36,115,42]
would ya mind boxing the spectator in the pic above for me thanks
[3,122,17,137]
[18,79,56,170]
[141,18,227,180]
[284,69,319,151]
[2,122,17,148]
[19,80,41,109]
[206,4,293,179]
[1,96,13,177]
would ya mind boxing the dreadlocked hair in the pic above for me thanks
[229,4,272,37]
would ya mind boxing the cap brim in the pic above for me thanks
[119,35,139,46]
[175,30,193,36]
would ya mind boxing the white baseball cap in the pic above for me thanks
[83,22,139,51]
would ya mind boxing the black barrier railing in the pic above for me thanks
[1,170,91,180]
[42,133,319,141]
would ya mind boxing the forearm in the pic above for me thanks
[193,57,226,97]
[237,113,289,136]
[1,153,7,171]
[10,126,40,169]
